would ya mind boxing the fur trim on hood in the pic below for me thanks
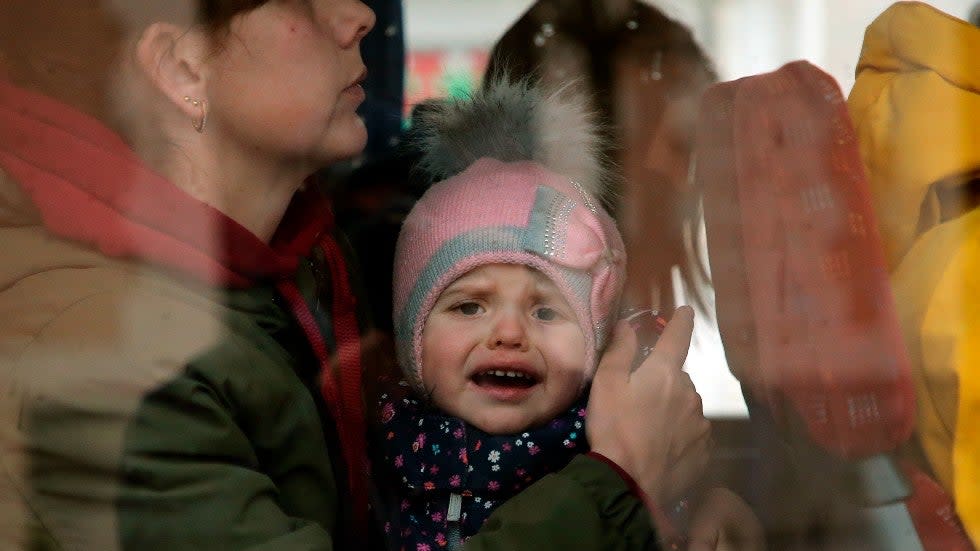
[412,78,609,199]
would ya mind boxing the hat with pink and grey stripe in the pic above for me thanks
[393,79,627,394]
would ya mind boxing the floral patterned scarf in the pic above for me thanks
[374,386,588,551]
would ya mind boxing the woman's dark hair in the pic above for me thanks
[486,1,714,126]
[197,0,271,33]
[485,0,716,310]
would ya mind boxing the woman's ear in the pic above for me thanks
[134,22,209,124]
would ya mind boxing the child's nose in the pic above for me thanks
[487,310,529,351]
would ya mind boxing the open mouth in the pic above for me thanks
[471,369,540,389]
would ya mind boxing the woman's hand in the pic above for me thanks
[687,487,766,551]
[587,306,711,504]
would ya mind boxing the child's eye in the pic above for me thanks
[455,302,483,316]
[533,306,559,321]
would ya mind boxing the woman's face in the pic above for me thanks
[203,0,375,167]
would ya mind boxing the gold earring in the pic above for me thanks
[183,96,208,133]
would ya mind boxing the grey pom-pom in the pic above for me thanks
[412,77,608,198]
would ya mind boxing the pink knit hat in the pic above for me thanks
[393,80,626,394]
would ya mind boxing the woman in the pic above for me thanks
[0,1,708,549]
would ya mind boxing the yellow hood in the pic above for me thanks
[848,1,980,269]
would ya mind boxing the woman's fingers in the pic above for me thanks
[637,305,695,375]
[588,321,635,426]
[587,306,707,506]
[595,320,638,382]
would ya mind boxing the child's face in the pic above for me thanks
[420,264,587,435]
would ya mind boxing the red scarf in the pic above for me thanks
[0,79,332,286]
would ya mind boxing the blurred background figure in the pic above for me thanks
[481,0,753,421]
[485,0,716,314]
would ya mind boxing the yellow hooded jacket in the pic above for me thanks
[848,1,980,543]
